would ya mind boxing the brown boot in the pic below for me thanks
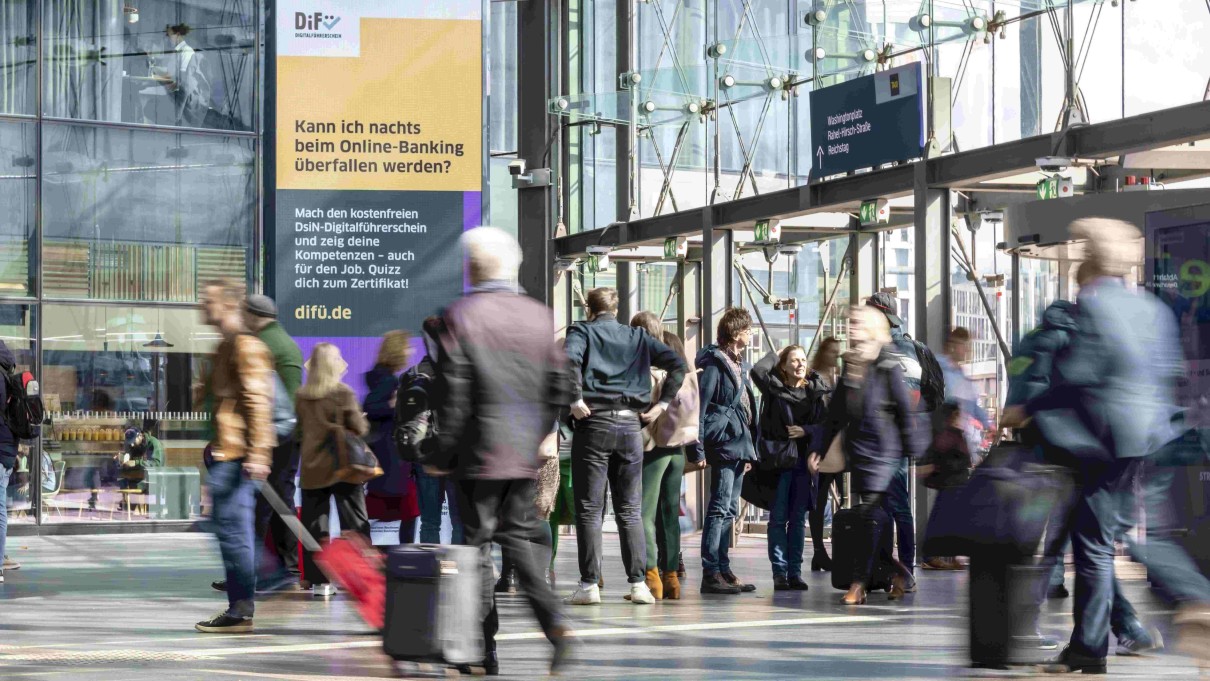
[842,583,867,605]
[662,571,681,600]
[888,574,906,601]
[645,568,663,600]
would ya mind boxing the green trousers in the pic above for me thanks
[642,446,685,573]
[548,457,575,566]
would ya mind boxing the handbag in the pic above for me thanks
[740,466,780,511]
[818,432,846,474]
[329,407,383,485]
[758,398,799,471]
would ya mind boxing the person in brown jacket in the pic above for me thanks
[294,342,371,597]
[195,281,275,634]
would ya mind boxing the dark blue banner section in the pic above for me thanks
[273,189,463,337]
[809,63,925,176]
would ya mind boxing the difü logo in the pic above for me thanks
[294,11,341,34]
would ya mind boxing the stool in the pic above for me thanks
[114,489,147,521]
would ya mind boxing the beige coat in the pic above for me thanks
[295,384,369,490]
[643,368,701,451]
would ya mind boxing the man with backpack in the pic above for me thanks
[0,339,41,584]
[866,292,945,583]
[0,341,21,585]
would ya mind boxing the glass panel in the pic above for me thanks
[488,0,518,153]
[1124,0,1210,117]
[1019,256,1060,336]
[637,262,678,327]
[880,227,916,338]
[0,120,35,297]
[43,0,257,131]
[41,303,213,523]
[0,0,37,115]
[2,302,35,524]
[42,123,255,302]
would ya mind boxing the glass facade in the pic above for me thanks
[4,0,262,526]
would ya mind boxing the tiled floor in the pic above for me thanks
[0,532,1205,680]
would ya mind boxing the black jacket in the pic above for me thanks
[434,286,571,481]
[750,351,829,459]
[693,345,758,465]
[364,364,411,497]
[0,342,16,470]
[565,314,687,410]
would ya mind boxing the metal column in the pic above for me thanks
[616,262,638,322]
[616,0,636,224]
[849,224,876,305]
[517,0,559,304]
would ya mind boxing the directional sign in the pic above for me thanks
[754,219,781,243]
[859,198,889,225]
[1036,175,1074,200]
[809,63,926,177]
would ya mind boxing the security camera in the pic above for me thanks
[508,159,527,177]
[586,245,612,256]
[1036,156,1073,173]
[554,258,579,272]
[980,210,1005,225]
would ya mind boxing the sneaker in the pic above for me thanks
[1116,625,1163,656]
[1047,584,1070,600]
[195,612,253,634]
[700,573,742,595]
[211,580,228,593]
[312,583,337,598]
[566,584,601,606]
[721,572,756,593]
[627,582,656,605]
[3,556,21,571]
[0,569,5,584]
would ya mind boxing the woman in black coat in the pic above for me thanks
[825,306,926,605]
[751,345,828,590]
[363,331,419,544]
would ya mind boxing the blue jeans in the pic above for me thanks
[415,467,463,545]
[0,464,9,566]
[1125,460,1210,605]
[207,460,257,618]
[768,466,813,578]
[883,459,915,571]
[702,460,745,575]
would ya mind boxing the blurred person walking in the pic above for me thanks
[427,226,573,675]
[631,315,698,600]
[195,282,275,633]
[1027,219,1188,674]
[826,306,926,606]
[809,338,842,572]
[0,341,19,584]
[692,308,760,595]
[752,344,828,590]
[365,331,420,545]
[564,290,687,606]
[866,291,945,578]
[295,343,371,597]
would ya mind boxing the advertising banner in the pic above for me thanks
[271,0,482,378]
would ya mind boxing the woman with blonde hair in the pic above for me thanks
[824,306,925,605]
[364,331,420,545]
[296,342,370,596]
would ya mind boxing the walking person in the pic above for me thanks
[0,341,19,585]
[428,226,572,675]
[691,308,760,596]
[809,338,841,572]
[631,315,698,601]
[752,344,827,591]
[365,331,420,545]
[295,343,372,597]
[195,281,275,633]
[826,306,926,606]
[209,294,303,594]
[564,290,687,606]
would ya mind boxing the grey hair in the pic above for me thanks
[1069,218,1141,279]
[461,226,522,284]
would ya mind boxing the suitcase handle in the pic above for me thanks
[255,480,322,552]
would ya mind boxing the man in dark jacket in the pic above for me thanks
[431,227,572,676]
[691,308,760,595]
[564,287,687,606]
[0,341,18,584]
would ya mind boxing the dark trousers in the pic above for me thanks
[459,478,563,652]
[207,460,257,617]
[810,473,841,558]
[254,436,300,576]
[853,491,909,585]
[571,411,646,585]
[416,466,464,545]
[883,460,915,571]
[300,482,370,586]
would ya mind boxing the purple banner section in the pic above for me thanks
[290,191,480,401]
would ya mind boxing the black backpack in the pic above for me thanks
[910,338,946,413]
[4,368,43,440]
[392,362,437,464]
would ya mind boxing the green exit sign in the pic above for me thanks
[1037,177,1058,200]
[754,219,780,243]
[859,198,888,225]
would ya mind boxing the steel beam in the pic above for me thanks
[517,0,557,302]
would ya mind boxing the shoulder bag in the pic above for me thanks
[758,398,799,471]
[329,400,383,485]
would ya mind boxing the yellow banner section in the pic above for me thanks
[277,18,481,192]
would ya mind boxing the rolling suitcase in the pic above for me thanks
[383,544,483,667]
[830,506,895,591]
[968,551,1050,668]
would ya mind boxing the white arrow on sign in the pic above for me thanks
[816,146,824,169]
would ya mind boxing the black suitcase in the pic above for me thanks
[383,544,483,667]
[831,506,895,591]
[968,551,1050,667]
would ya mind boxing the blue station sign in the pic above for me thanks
[809,62,926,177]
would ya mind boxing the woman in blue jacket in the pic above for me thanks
[364,331,419,544]
[826,306,925,605]
[751,345,828,590]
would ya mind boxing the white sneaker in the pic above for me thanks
[0,570,5,584]
[312,583,337,598]
[566,584,601,605]
[628,583,656,605]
